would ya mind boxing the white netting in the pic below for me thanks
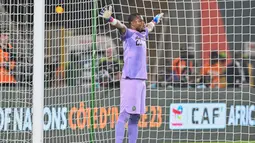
[0,0,255,143]
[0,0,33,142]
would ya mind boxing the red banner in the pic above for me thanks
[200,0,231,66]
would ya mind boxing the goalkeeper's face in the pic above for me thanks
[132,16,145,32]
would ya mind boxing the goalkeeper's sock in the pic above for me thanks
[128,114,140,143]
[115,111,129,143]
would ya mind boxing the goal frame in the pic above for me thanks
[32,0,45,143]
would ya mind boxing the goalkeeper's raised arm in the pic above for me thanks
[146,13,164,32]
[99,5,164,34]
[99,6,126,34]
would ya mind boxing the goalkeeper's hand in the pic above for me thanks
[99,5,113,22]
[152,13,164,24]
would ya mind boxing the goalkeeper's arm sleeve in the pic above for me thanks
[108,17,127,34]
[146,21,155,32]
[147,13,164,32]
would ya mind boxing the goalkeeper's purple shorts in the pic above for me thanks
[120,78,146,114]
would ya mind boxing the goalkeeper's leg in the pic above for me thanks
[116,79,145,143]
[128,114,140,143]
[115,111,140,143]
[115,111,129,143]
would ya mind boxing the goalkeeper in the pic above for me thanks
[99,5,163,143]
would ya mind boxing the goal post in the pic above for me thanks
[33,0,45,143]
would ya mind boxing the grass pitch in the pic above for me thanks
[166,142,255,143]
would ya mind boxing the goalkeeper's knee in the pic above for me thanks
[118,111,130,123]
[129,114,140,124]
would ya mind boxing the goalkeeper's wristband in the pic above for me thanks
[152,19,158,24]
[151,21,156,26]
[107,17,117,25]
[107,16,114,22]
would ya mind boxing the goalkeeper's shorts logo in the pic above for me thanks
[132,106,136,111]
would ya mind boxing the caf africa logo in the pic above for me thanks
[172,105,183,120]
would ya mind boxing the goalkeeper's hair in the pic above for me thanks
[128,13,142,26]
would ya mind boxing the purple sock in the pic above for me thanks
[115,111,129,143]
[128,114,140,143]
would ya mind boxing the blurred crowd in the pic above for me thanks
[0,32,16,84]
[44,38,254,89]
[0,0,253,89]
[160,50,253,89]
[0,29,252,88]
[0,31,254,89]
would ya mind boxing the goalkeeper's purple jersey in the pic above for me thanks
[121,27,149,80]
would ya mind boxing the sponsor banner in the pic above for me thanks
[1,88,255,142]
[170,103,226,129]
[227,105,255,126]
[1,104,254,131]
[0,104,162,131]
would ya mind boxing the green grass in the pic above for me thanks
[164,142,255,143]
[206,142,255,143]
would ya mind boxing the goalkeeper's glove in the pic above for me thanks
[152,13,164,24]
[99,5,114,22]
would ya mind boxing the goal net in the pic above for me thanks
[0,0,255,143]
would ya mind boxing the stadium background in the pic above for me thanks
[0,0,255,142]
[1,0,255,84]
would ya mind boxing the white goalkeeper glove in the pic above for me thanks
[152,13,164,24]
[99,5,114,22]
